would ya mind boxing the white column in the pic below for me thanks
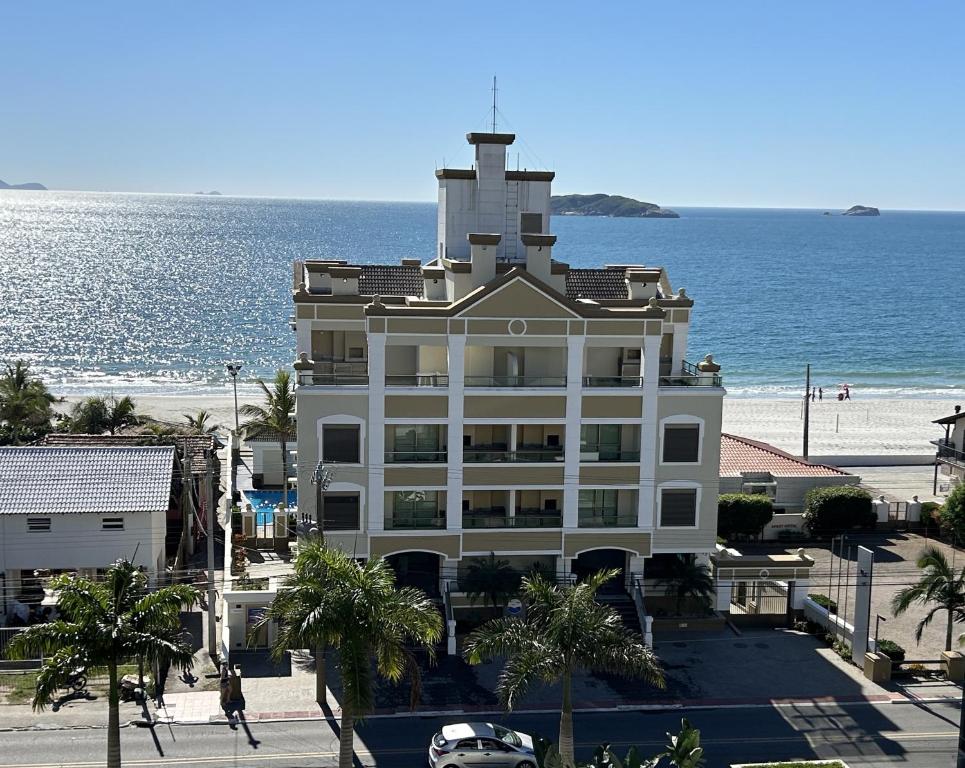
[508,489,517,521]
[638,334,661,528]
[671,321,689,373]
[563,335,585,529]
[367,332,386,532]
[447,334,466,532]
[296,321,312,359]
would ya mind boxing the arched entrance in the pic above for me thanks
[386,552,441,598]
[573,549,628,595]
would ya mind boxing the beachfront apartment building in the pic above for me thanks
[290,129,725,597]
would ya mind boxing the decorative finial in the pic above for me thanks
[677,287,687,298]
[648,296,658,308]
[371,294,383,307]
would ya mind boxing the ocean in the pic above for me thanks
[1,190,962,399]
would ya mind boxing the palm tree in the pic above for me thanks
[0,360,56,443]
[258,543,442,768]
[464,569,664,767]
[240,370,295,509]
[68,394,139,435]
[5,560,197,768]
[655,555,715,616]
[892,546,965,651]
[183,409,219,434]
[461,553,521,617]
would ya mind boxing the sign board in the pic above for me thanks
[505,599,524,618]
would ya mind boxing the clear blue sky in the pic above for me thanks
[2,1,963,209]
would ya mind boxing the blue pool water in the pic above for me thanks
[243,490,298,525]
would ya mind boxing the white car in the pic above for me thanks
[429,722,536,768]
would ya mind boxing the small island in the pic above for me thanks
[842,205,879,216]
[194,190,223,196]
[0,179,47,191]
[551,193,679,218]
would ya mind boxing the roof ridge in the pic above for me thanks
[721,433,850,476]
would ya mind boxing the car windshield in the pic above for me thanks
[492,725,521,746]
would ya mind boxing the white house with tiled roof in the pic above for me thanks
[719,433,858,514]
[0,446,174,622]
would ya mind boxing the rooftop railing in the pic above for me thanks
[933,438,965,467]
[385,374,449,387]
[659,359,723,387]
[464,375,566,388]
[384,450,447,464]
[463,447,564,463]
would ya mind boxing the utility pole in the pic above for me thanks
[205,449,218,660]
[803,363,811,460]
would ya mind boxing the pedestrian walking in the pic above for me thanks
[811,386,816,402]
[818,387,823,400]
[844,385,851,400]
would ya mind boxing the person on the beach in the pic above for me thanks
[844,385,851,400]
[811,387,816,401]
[818,387,823,400]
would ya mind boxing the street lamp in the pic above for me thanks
[874,614,886,649]
[225,363,243,434]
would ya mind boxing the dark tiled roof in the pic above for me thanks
[43,434,218,477]
[358,265,424,297]
[934,410,965,425]
[244,428,296,443]
[0,446,175,515]
[565,268,629,300]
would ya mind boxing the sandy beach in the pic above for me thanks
[59,393,958,461]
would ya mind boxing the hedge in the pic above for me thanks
[718,493,774,539]
[808,593,838,614]
[802,485,874,537]
[939,484,965,544]
[876,639,906,664]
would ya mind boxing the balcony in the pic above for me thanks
[385,512,447,530]
[659,359,722,387]
[464,375,566,388]
[464,446,564,463]
[384,450,448,464]
[934,438,965,468]
[463,508,563,528]
[298,372,369,386]
[580,449,640,463]
[582,376,642,388]
[385,373,449,387]
[578,511,638,528]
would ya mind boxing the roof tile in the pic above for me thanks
[720,433,851,478]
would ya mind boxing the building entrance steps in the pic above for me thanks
[597,593,643,635]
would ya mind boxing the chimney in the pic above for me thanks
[521,234,556,283]
[468,233,500,287]
[625,268,662,301]
[422,266,446,300]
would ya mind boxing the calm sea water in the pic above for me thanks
[1,190,962,398]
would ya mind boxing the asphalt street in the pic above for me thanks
[0,700,958,768]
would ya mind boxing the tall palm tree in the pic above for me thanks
[464,569,664,766]
[892,546,965,651]
[461,553,521,617]
[240,370,295,509]
[0,360,56,443]
[183,409,219,434]
[68,394,140,435]
[655,555,715,616]
[257,543,442,768]
[5,560,197,768]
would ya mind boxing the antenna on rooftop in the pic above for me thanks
[491,75,498,133]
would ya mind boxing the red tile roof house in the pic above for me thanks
[720,434,859,537]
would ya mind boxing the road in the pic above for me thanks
[0,700,958,768]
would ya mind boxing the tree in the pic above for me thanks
[258,543,442,768]
[802,485,874,537]
[655,555,715,616]
[461,553,521,616]
[464,569,664,767]
[5,561,197,768]
[716,493,773,540]
[241,370,295,509]
[67,394,140,435]
[892,546,965,651]
[938,484,965,545]
[183,409,219,434]
[0,360,56,444]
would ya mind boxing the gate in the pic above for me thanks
[729,580,793,627]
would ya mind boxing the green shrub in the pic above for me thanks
[802,485,874,537]
[876,638,906,664]
[921,501,943,534]
[717,493,774,539]
[808,593,838,614]
[939,484,965,544]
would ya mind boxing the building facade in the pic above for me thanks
[933,406,965,493]
[291,130,725,594]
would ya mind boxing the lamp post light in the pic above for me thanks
[225,363,242,434]
[874,614,886,649]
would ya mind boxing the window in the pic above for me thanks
[581,424,622,460]
[393,425,441,458]
[323,425,361,463]
[393,491,438,518]
[520,212,543,233]
[663,424,700,463]
[480,738,510,752]
[455,739,479,750]
[660,489,697,527]
[321,494,360,530]
[579,489,617,512]
[102,517,125,530]
[27,517,51,532]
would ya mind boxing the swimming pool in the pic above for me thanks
[243,490,298,525]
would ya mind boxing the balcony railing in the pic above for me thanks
[464,447,564,463]
[385,513,447,530]
[578,511,638,528]
[385,373,449,387]
[583,376,642,388]
[934,438,965,467]
[659,359,722,387]
[463,509,563,528]
[384,450,447,463]
[298,372,369,386]
[580,449,640,462]
[464,375,566,388]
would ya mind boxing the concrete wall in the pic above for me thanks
[250,442,296,487]
[719,473,857,513]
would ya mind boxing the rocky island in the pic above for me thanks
[194,190,223,196]
[551,193,679,218]
[0,179,47,191]
[842,205,879,216]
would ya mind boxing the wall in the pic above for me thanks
[250,442,297,487]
